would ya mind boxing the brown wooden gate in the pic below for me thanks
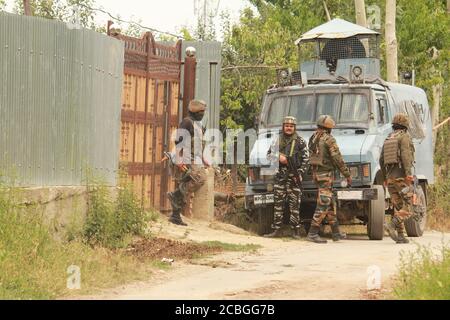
[109,26,181,211]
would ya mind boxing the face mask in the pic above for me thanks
[190,111,205,121]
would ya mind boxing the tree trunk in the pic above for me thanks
[447,0,450,14]
[385,0,398,82]
[23,0,31,15]
[355,0,367,27]
[323,1,331,21]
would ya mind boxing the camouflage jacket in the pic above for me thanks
[380,129,415,178]
[267,133,310,177]
[175,116,204,165]
[308,130,350,178]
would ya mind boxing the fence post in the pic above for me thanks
[183,48,197,118]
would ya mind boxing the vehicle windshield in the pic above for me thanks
[265,93,369,128]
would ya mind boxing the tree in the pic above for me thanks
[355,0,367,27]
[23,0,31,15]
[14,0,97,28]
[385,0,398,82]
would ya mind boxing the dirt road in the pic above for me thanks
[80,218,449,300]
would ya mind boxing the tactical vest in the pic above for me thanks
[383,131,402,166]
[309,132,325,166]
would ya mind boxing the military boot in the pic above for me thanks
[331,222,346,242]
[306,225,327,244]
[291,228,302,240]
[169,209,188,226]
[168,190,183,208]
[264,228,283,238]
[396,232,410,244]
[385,217,400,242]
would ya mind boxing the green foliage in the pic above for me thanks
[0,0,6,10]
[83,180,149,249]
[427,178,450,231]
[221,0,450,135]
[0,182,148,299]
[393,243,450,300]
[13,0,98,28]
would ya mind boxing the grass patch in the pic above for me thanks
[83,179,150,249]
[0,175,159,299]
[427,179,450,232]
[149,260,172,271]
[0,188,154,299]
[201,241,262,252]
[392,243,450,300]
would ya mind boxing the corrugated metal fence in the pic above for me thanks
[0,13,124,186]
[181,41,221,131]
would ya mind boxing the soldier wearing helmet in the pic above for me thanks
[307,115,351,243]
[167,100,209,226]
[380,112,415,244]
[264,116,309,239]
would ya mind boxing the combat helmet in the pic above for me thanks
[317,115,336,129]
[392,113,410,128]
[283,116,297,126]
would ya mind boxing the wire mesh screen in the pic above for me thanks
[299,35,379,61]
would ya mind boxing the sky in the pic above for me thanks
[4,0,254,39]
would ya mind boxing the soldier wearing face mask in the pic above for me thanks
[167,100,209,226]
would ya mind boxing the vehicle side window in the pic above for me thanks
[376,93,389,124]
[341,94,368,122]
[267,97,288,126]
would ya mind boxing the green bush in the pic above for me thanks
[83,182,149,249]
[0,180,154,299]
[427,178,450,231]
[393,243,450,300]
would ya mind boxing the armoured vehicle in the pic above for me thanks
[245,19,434,239]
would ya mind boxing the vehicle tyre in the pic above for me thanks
[405,185,427,237]
[367,185,385,240]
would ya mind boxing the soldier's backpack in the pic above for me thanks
[383,131,402,166]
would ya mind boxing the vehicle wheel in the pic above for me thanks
[367,185,385,240]
[405,185,427,237]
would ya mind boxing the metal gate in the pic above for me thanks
[108,25,181,211]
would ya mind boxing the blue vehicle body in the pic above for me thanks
[245,19,433,239]
[245,82,434,238]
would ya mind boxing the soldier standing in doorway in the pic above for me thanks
[307,115,352,243]
[264,116,309,239]
[167,100,209,226]
[380,113,415,244]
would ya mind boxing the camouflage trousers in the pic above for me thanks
[387,177,413,234]
[169,165,207,212]
[311,171,337,228]
[272,169,302,230]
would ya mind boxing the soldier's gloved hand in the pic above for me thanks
[346,176,352,187]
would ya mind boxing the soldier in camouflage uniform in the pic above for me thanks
[380,113,415,244]
[264,116,309,239]
[307,115,352,243]
[167,100,208,226]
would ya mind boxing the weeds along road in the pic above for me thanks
[77,219,449,300]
